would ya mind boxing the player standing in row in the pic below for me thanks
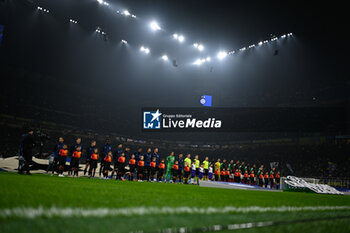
[68,137,83,176]
[112,144,123,178]
[51,137,65,175]
[158,159,165,181]
[137,156,145,181]
[58,144,69,177]
[71,146,82,177]
[165,152,175,182]
[89,148,99,178]
[128,154,137,181]
[103,151,113,179]
[144,148,152,181]
[99,138,112,179]
[84,140,96,176]
[178,154,184,183]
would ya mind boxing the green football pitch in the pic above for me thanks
[1,172,350,233]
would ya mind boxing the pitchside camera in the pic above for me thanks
[200,95,212,107]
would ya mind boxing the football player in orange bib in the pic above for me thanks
[71,146,82,177]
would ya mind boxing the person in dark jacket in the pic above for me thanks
[84,140,96,176]
[144,148,152,181]
[50,137,64,174]
[99,138,112,178]
[19,129,36,175]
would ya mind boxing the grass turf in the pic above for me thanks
[1,172,350,233]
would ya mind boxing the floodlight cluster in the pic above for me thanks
[216,51,228,60]
[140,46,150,54]
[173,34,185,43]
[95,27,106,35]
[193,57,211,65]
[34,1,293,67]
[37,6,49,13]
[161,55,168,61]
[117,10,136,18]
[193,43,204,51]
[97,0,109,6]
[150,21,161,31]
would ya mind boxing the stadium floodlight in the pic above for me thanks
[228,50,235,55]
[131,15,136,18]
[281,34,286,38]
[193,43,204,51]
[123,10,131,16]
[140,46,150,54]
[161,55,168,61]
[198,44,204,51]
[173,33,178,39]
[288,32,293,36]
[264,40,268,44]
[248,44,255,48]
[121,40,127,44]
[150,21,161,31]
[97,0,109,6]
[258,41,263,46]
[178,35,184,42]
[239,47,246,51]
[193,58,203,65]
[216,51,227,60]
[206,56,211,62]
[38,6,49,12]
[69,19,77,24]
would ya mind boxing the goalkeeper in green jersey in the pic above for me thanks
[165,151,175,182]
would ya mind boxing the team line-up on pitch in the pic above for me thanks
[20,135,281,188]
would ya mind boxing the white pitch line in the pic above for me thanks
[0,206,350,219]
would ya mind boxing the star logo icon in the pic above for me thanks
[150,109,162,122]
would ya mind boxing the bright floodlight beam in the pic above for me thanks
[121,40,127,44]
[178,35,184,42]
[193,58,202,66]
[198,44,204,51]
[124,10,130,16]
[150,21,161,31]
[161,55,168,61]
[217,51,227,60]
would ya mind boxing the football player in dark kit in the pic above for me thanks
[99,138,112,179]
[19,129,37,175]
[144,148,152,181]
[84,140,96,176]
[69,137,83,176]
[177,153,184,183]
[134,147,143,162]
[51,137,64,175]
[112,144,123,178]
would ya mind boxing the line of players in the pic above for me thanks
[49,137,280,188]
